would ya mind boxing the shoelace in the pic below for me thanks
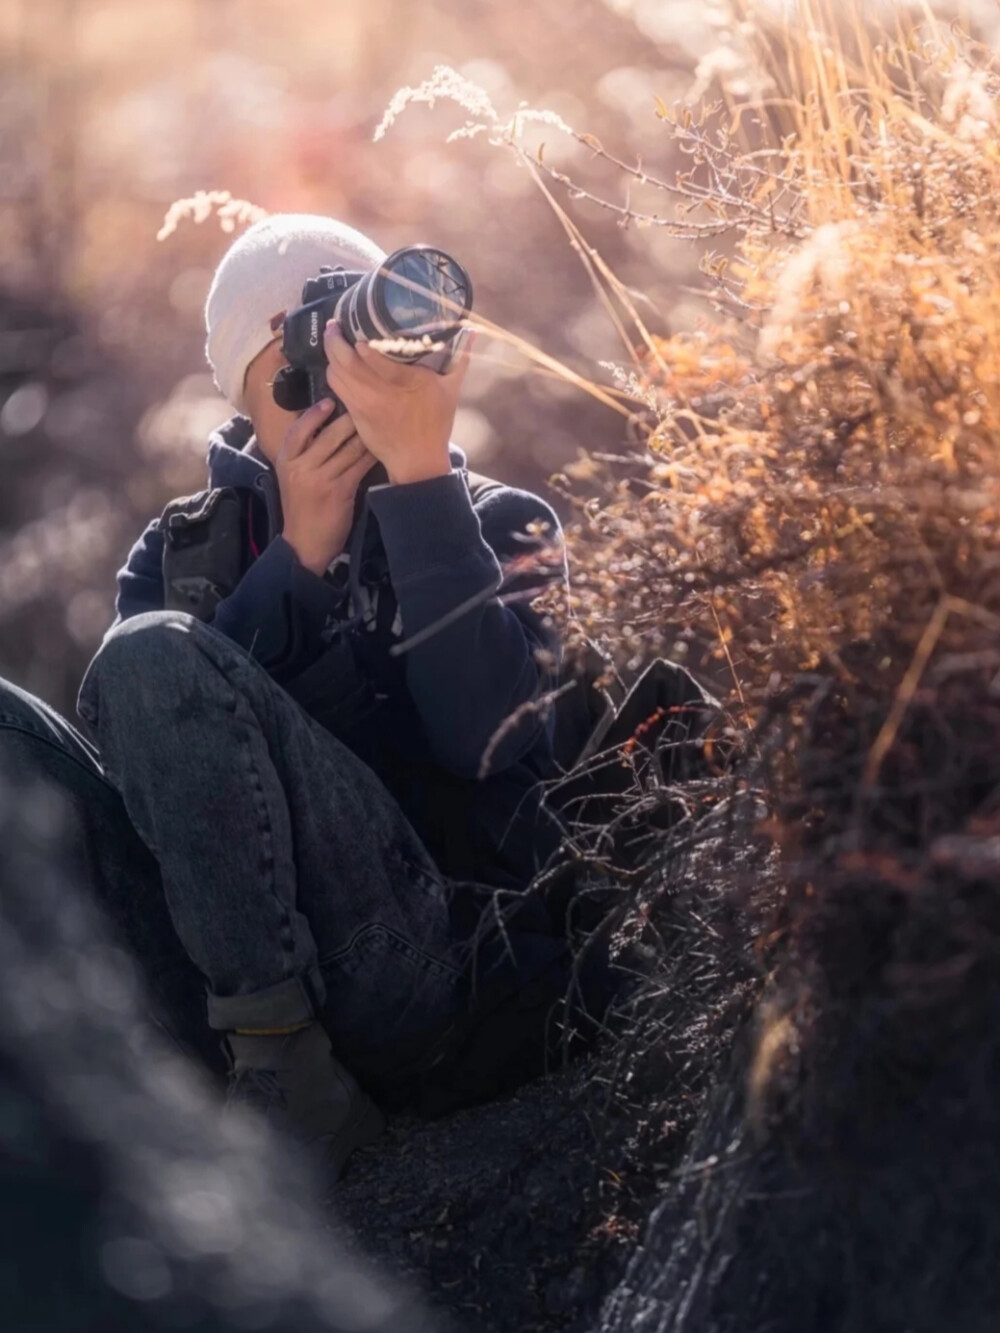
[227,1066,288,1112]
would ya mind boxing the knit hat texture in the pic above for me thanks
[204,213,387,412]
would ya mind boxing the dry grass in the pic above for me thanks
[550,14,1000,1319]
[376,10,1000,821]
[463,18,1000,1279]
[559,3,1000,699]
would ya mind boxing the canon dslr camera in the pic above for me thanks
[273,244,473,420]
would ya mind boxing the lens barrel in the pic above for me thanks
[274,246,472,414]
[339,246,473,351]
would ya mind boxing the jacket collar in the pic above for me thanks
[206,414,269,489]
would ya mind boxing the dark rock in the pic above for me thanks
[0,763,435,1332]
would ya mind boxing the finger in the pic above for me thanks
[357,328,475,388]
[314,428,364,474]
[341,448,379,485]
[445,328,476,382]
[320,436,372,481]
[356,343,432,390]
[308,411,358,459]
[325,321,383,391]
[277,398,338,462]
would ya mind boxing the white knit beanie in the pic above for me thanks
[204,213,387,413]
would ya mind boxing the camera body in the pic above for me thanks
[273,266,365,419]
[273,244,473,419]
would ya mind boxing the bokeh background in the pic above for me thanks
[0,0,740,713]
[10,0,995,715]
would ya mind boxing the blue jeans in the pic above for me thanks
[0,671,218,1071]
[3,610,559,1093]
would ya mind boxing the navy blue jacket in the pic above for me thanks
[109,416,569,899]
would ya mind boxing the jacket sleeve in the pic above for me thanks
[112,508,349,678]
[209,536,347,674]
[112,518,167,626]
[366,471,566,779]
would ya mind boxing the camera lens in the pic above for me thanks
[377,247,471,335]
[280,247,472,385]
[338,246,472,348]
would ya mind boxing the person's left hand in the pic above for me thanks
[323,320,474,486]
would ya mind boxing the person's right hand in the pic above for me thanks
[275,399,376,576]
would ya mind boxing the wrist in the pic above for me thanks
[385,448,452,486]
[282,531,332,578]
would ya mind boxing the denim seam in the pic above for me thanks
[111,619,318,1005]
[227,668,303,988]
[321,921,464,982]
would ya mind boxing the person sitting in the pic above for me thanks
[41,212,606,1177]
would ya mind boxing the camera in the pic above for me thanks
[272,244,474,419]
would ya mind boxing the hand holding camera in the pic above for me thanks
[275,400,376,576]
[324,320,473,486]
[274,244,475,486]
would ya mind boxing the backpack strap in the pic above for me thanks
[158,485,256,621]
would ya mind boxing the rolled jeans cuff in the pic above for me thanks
[205,970,324,1032]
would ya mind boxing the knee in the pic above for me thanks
[0,676,53,732]
[95,611,209,677]
[0,677,101,800]
[77,612,216,725]
[0,675,73,745]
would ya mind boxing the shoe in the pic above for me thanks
[224,1021,385,1181]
